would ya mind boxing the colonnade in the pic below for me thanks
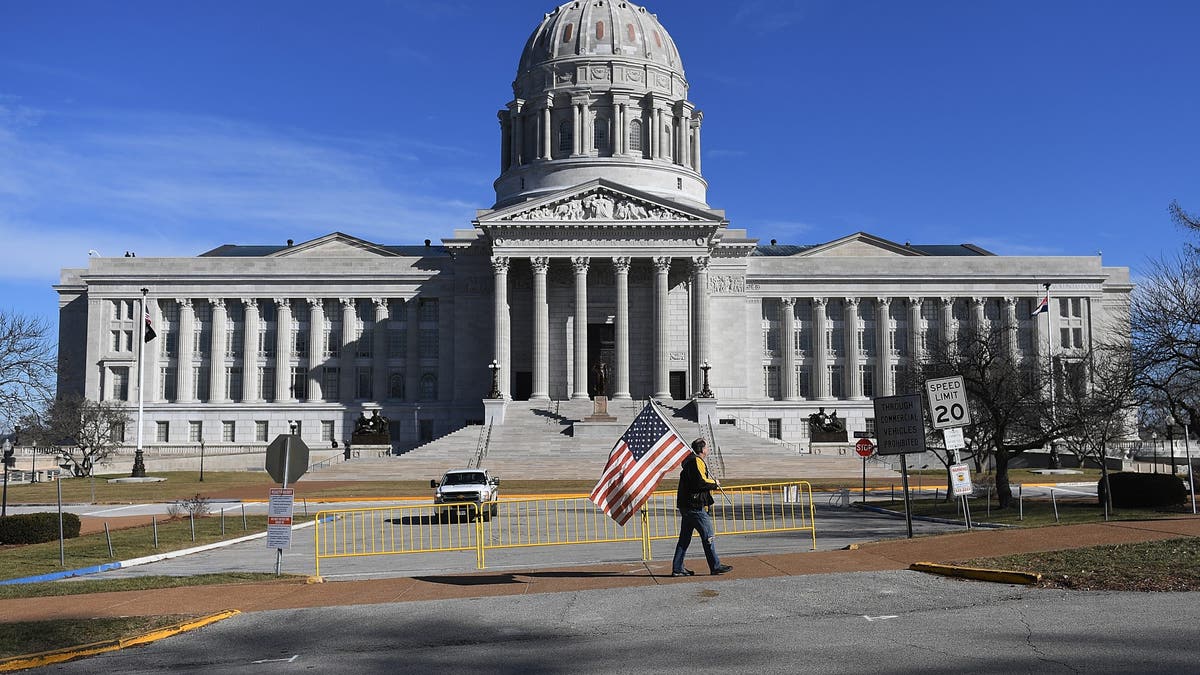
[491,254,711,401]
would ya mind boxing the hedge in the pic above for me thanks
[0,512,82,545]
[1098,473,1188,508]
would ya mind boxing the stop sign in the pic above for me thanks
[855,438,875,457]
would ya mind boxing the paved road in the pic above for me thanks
[77,507,962,581]
[38,570,1200,674]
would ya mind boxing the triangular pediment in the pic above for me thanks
[269,232,397,258]
[478,179,722,226]
[798,232,926,258]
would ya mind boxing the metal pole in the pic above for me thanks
[861,455,867,504]
[1183,421,1196,515]
[199,439,205,482]
[277,427,292,576]
[57,470,65,566]
[901,462,914,538]
[132,288,149,477]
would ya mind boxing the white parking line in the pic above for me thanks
[82,504,145,516]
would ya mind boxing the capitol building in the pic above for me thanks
[55,1,1130,466]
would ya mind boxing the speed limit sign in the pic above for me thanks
[925,375,971,429]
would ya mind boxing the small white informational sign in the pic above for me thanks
[950,463,974,497]
[943,427,965,451]
[267,487,295,549]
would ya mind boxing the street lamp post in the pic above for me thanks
[1,438,11,518]
[1180,418,1196,515]
[699,360,714,398]
[487,360,501,399]
[199,439,206,482]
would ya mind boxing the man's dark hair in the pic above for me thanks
[691,438,706,454]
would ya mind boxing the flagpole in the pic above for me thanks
[132,287,149,478]
[1044,282,1056,463]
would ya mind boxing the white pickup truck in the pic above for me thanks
[431,469,501,521]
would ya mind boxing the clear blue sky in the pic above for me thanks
[2,0,1198,327]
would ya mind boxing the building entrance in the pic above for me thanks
[587,323,615,397]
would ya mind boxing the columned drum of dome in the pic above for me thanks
[494,0,707,209]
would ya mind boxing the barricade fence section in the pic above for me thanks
[314,481,815,575]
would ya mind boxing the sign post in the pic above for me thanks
[855,438,875,503]
[265,426,309,575]
[873,394,927,538]
[926,375,975,529]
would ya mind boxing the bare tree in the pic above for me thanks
[24,393,131,476]
[1130,250,1200,438]
[1056,344,1138,517]
[910,324,1069,509]
[0,310,55,430]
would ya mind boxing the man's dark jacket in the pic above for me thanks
[676,453,717,510]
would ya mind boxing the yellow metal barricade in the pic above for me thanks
[314,481,816,575]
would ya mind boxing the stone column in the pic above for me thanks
[941,297,957,350]
[177,299,196,403]
[275,298,292,402]
[691,256,711,398]
[692,112,703,172]
[340,298,356,402]
[531,257,550,400]
[373,297,388,402]
[541,97,552,159]
[971,297,987,338]
[813,298,831,400]
[612,256,631,400]
[615,100,626,155]
[653,107,663,159]
[210,298,228,403]
[497,112,508,173]
[908,297,924,367]
[307,298,324,402]
[1003,296,1020,361]
[653,256,671,399]
[491,256,511,400]
[845,297,862,400]
[782,297,797,401]
[508,100,524,168]
[406,298,420,401]
[571,256,590,400]
[876,297,893,397]
[242,299,260,403]
[572,99,586,156]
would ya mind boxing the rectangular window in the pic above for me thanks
[294,328,309,355]
[768,418,782,440]
[156,421,170,442]
[861,366,874,399]
[323,367,340,400]
[356,367,372,399]
[227,366,243,401]
[321,420,334,442]
[222,421,235,442]
[255,421,269,442]
[111,366,130,401]
[419,329,439,359]
[356,325,373,357]
[388,329,406,358]
[160,367,177,401]
[188,421,203,443]
[419,298,439,322]
[261,367,276,401]
[194,366,210,402]
[797,366,810,399]
[291,366,308,399]
[763,365,780,399]
[111,331,121,352]
[830,365,844,399]
[866,418,876,435]
[326,329,339,358]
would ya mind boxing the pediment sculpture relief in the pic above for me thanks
[508,190,695,222]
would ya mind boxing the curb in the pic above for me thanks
[909,561,1042,585]
[0,609,240,672]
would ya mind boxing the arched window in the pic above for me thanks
[596,21,604,39]
[629,119,642,152]
[563,24,573,43]
[593,117,608,153]
[419,373,437,401]
[558,120,573,155]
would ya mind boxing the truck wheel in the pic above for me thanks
[490,504,499,517]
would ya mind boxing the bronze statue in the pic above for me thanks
[592,361,609,397]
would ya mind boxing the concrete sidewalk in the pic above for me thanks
[2,516,1197,623]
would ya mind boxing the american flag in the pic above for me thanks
[144,312,157,342]
[1030,295,1049,318]
[589,401,690,525]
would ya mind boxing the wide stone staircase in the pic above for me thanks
[309,399,900,483]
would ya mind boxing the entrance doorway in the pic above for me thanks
[587,323,615,397]
[669,370,687,400]
[512,371,532,401]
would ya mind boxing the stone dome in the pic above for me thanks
[494,1,707,209]
[514,0,686,99]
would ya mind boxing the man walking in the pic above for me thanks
[671,438,733,577]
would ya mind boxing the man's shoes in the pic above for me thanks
[711,564,733,575]
[670,568,695,577]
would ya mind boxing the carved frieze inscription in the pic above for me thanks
[708,275,746,295]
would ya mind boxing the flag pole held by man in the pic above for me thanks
[589,400,692,526]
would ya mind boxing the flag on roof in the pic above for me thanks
[144,312,157,342]
[589,401,691,525]
[1030,295,1049,317]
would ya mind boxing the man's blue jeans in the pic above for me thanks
[672,507,721,573]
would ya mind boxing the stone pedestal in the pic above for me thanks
[584,396,617,422]
[694,397,718,427]
[484,399,508,426]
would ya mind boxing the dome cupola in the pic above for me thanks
[494,1,707,208]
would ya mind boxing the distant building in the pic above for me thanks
[55,1,1131,454]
